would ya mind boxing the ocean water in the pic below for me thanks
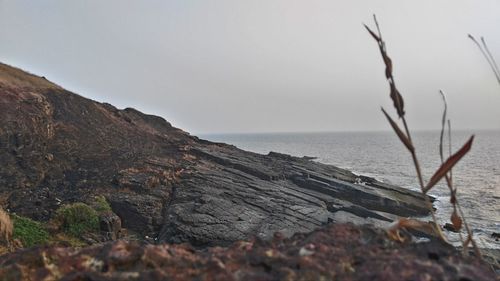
[201,130,500,249]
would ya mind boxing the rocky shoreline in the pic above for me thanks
[0,63,497,279]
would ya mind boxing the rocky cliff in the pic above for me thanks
[0,63,433,246]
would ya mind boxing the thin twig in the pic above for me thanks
[402,118,445,240]
[447,120,453,183]
[481,37,500,76]
[457,202,481,257]
[438,92,465,248]
[439,91,447,164]
[469,34,500,85]
[446,120,480,257]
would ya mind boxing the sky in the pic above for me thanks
[0,1,499,134]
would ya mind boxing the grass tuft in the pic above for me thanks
[93,196,112,213]
[55,203,99,237]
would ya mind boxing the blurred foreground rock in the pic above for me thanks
[0,223,496,281]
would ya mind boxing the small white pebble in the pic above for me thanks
[299,247,314,256]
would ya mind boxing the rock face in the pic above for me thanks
[99,211,122,240]
[0,223,496,281]
[159,146,430,247]
[0,62,431,246]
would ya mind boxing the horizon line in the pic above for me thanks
[196,128,500,136]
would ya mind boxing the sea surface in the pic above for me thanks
[201,130,500,249]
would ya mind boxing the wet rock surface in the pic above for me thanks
[0,223,496,281]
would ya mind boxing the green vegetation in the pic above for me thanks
[12,215,49,247]
[93,195,112,213]
[55,203,99,237]
[6,199,115,249]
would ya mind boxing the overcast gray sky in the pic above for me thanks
[1,1,499,134]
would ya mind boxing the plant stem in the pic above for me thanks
[469,35,500,85]
[456,200,482,258]
[401,118,447,241]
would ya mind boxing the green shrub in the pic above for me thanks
[93,196,112,213]
[55,203,99,237]
[12,215,49,247]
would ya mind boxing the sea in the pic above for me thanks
[201,130,500,249]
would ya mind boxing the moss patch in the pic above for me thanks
[12,215,49,247]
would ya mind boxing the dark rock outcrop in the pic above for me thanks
[99,211,122,240]
[0,223,496,281]
[158,145,430,246]
[0,62,431,246]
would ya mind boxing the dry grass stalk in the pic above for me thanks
[468,34,500,86]
[438,92,481,257]
[364,15,445,241]
[387,218,441,243]
[364,15,477,251]
[0,206,13,246]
